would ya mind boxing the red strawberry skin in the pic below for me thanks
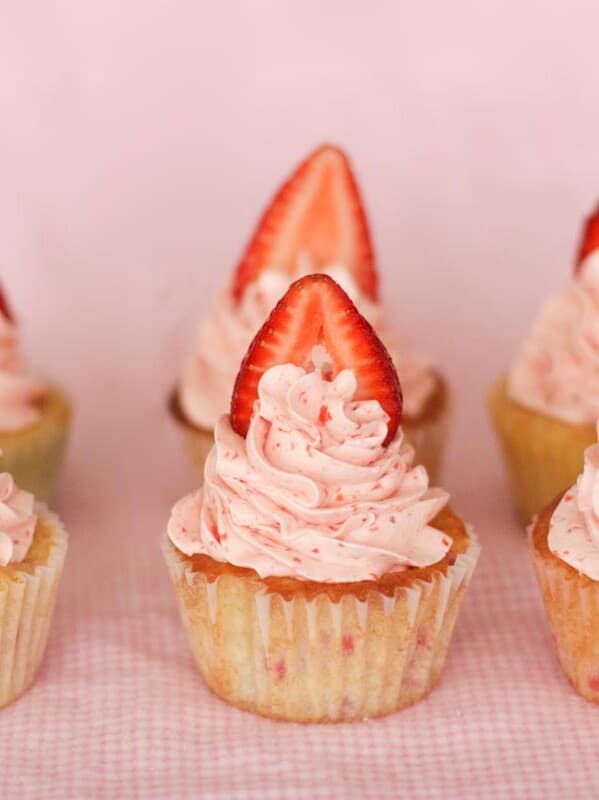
[230,274,402,445]
[0,284,14,323]
[231,145,377,303]
[576,204,599,272]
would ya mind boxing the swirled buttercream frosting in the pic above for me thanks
[169,362,450,582]
[508,252,599,425]
[0,472,37,566]
[549,423,599,580]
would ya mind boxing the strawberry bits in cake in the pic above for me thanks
[163,275,479,722]
[171,146,449,484]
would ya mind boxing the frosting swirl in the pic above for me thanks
[169,363,450,582]
[0,309,46,432]
[0,472,37,566]
[549,424,599,579]
[179,266,435,429]
[508,252,599,425]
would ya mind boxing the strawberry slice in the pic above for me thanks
[0,284,14,323]
[576,204,599,272]
[231,145,377,303]
[230,274,401,445]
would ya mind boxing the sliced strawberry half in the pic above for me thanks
[231,145,378,303]
[230,274,401,445]
[575,204,599,272]
[0,284,14,323]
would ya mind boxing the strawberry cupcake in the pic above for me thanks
[0,469,68,708]
[530,424,599,703]
[163,275,479,722]
[490,206,599,522]
[171,146,449,484]
[0,285,71,504]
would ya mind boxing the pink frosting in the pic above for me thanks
[179,266,436,430]
[168,362,451,582]
[508,252,599,425]
[0,310,46,432]
[0,472,37,567]
[549,424,599,580]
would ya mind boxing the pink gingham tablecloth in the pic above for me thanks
[2,438,598,800]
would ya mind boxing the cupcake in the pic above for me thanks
[0,284,71,504]
[163,274,479,722]
[530,424,599,703]
[490,206,599,522]
[171,145,449,484]
[0,470,68,708]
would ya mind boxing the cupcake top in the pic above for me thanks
[548,423,599,580]
[0,471,37,566]
[178,146,436,431]
[168,274,451,583]
[0,286,46,432]
[508,206,599,425]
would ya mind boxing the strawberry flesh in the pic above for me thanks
[576,204,599,272]
[230,274,402,445]
[231,145,377,303]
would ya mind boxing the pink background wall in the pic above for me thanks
[2,0,599,514]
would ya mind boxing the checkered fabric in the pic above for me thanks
[1,447,598,800]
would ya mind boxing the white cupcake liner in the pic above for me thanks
[0,505,68,709]
[163,529,480,722]
[530,527,599,702]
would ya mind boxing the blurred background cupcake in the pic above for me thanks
[489,206,599,522]
[171,145,450,484]
[0,284,71,505]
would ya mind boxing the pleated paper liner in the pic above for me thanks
[169,372,451,486]
[530,497,599,703]
[163,508,479,723]
[0,387,72,506]
[0,506,68,709]
[489,376,594,524]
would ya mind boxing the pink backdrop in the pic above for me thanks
[2,2,599,798]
